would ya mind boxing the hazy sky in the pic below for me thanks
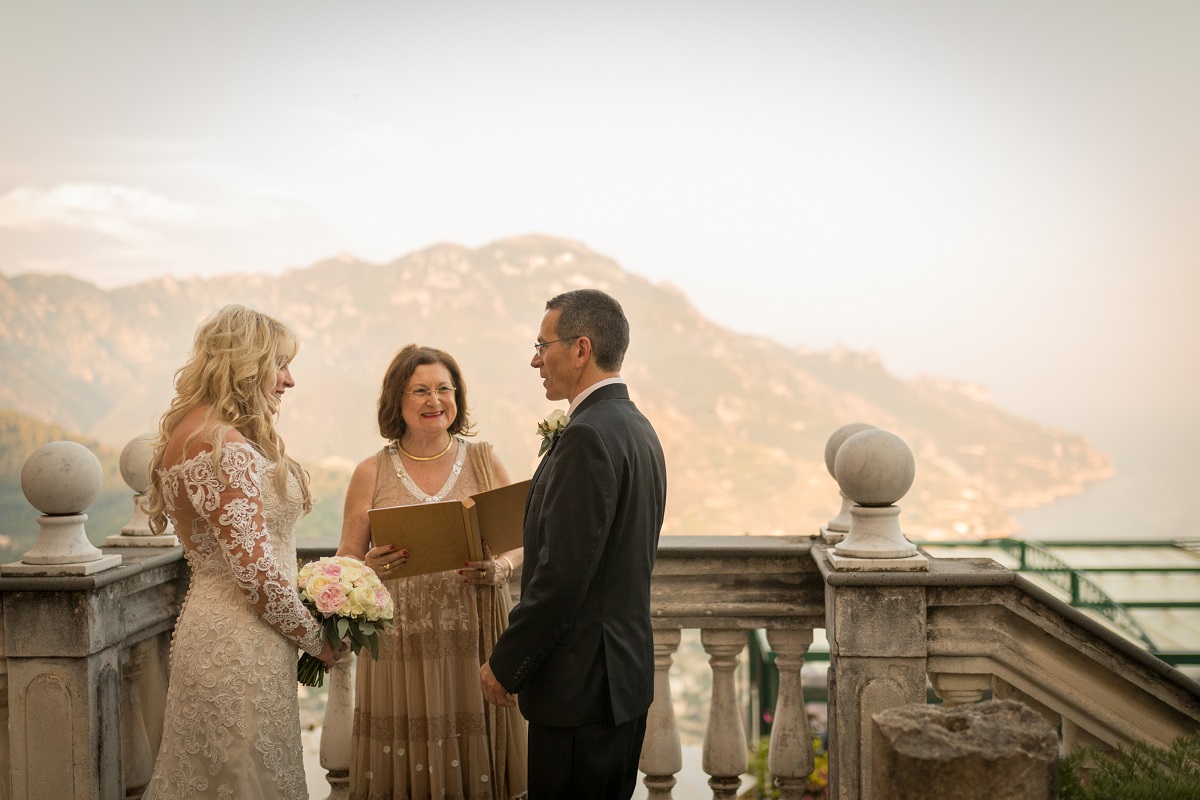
[2,0,1198,472]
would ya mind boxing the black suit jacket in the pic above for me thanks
[488,383,667,727]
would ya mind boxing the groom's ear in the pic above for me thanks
[573,336,593,365]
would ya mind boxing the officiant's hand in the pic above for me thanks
[480,661,517,707]
[366,544,408,576]
[461,542,513,586]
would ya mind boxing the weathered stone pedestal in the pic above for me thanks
[1,550,185,800]
[823,573,929,800]
[2,514,123,576]
[872,700,1059,800]
[817,427,931,799]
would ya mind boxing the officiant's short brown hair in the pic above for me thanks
[377,345,473,440]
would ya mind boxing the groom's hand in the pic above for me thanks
[480,662,517,707]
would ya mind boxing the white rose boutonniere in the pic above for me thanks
[536,409,570,456]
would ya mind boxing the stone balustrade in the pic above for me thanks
[0,548,183,800]
[2,536,1200,799]
[641,536,823,800]
[2,434,1200,799]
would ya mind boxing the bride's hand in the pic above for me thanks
[317,640,349,667]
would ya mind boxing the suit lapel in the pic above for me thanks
[525,455,550,519]
[525,383,629,519]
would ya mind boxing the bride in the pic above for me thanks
[141,304,345,799]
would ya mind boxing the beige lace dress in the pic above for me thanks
[350,437,528,800]
[144,441,324,800]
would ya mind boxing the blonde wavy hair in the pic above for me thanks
[143,304,312,535]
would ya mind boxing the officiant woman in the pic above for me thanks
[336,344,527,800]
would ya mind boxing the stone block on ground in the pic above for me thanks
[872,699,1058,800]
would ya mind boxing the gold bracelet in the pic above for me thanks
[499,556,513,576]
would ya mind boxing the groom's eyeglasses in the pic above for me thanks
[533,336,581,356]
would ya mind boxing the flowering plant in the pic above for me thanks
[536,409,570,456]
[296,555,395,687]
[749,732,829,799]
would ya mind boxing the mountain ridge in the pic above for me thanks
[0,234,1113,540]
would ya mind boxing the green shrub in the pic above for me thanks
[1060,732,1200,800]
[747,736,829,799]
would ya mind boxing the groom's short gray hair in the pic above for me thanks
[546,289,629,372]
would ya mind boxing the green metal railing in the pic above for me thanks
[982,538,1158,648]
[919,538,1200,654]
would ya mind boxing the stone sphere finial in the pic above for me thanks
[821,422,878,539]
[824,422,877,477]
[119,433,157,495]
[834,429,915,507]
[9,440,124,573]
[21,441,104,516]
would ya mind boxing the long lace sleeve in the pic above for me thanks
[181,443,325,657]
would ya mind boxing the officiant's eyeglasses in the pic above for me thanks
[533,336,581,356]
[403,386,456,399]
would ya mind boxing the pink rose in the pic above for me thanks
[323,562,343,579]
[315,584,347,616]
[375,588,390,606]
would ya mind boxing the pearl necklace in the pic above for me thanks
[396,436,454,461]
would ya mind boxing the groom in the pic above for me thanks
[481,288,667,799]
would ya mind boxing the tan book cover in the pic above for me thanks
[367,480,530,579]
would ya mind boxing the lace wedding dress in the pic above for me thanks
[144,441,325,800]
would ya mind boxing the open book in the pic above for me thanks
[367,480,530,579]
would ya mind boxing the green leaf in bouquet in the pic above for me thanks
[359,621,376,636]
[337,617,350,639]
[348,621,370,651]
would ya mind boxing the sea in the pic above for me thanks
[1011,423,1199,543]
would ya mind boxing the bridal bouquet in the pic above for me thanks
[296,555,395,687]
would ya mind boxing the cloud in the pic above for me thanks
[0,183,197,242]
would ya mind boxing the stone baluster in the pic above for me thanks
[766,629,814,800]
[701,629,748,800]
[320,653,355,800]
[1061,718,1109,756]
[3,441,121,576]
[990,676,1061,734]
[928,672,992,706]
[120,641,154,798]
[106,434,178,548]
[820,423,877,544]
[639,628,683,800]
